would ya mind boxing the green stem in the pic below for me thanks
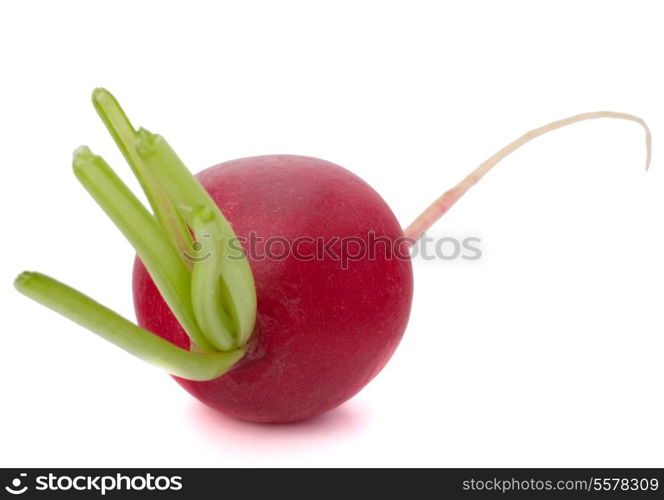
[72,146,214,352]
[190,207,238,351]
[14,88,258,381]
[14,272,245,381]
[92,88,194,266]
[135,130,257,345]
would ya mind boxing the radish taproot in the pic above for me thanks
[14,90,651,423]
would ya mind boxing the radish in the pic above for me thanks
[15,90,651,423]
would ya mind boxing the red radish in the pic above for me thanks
[134,155,413,422]
[14,90,651,423]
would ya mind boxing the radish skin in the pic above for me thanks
[134,155,414,423]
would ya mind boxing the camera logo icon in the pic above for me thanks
[4,473,28,495]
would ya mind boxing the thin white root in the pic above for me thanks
[403,111,652,242]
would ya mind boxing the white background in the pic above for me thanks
[1,1,662,467]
